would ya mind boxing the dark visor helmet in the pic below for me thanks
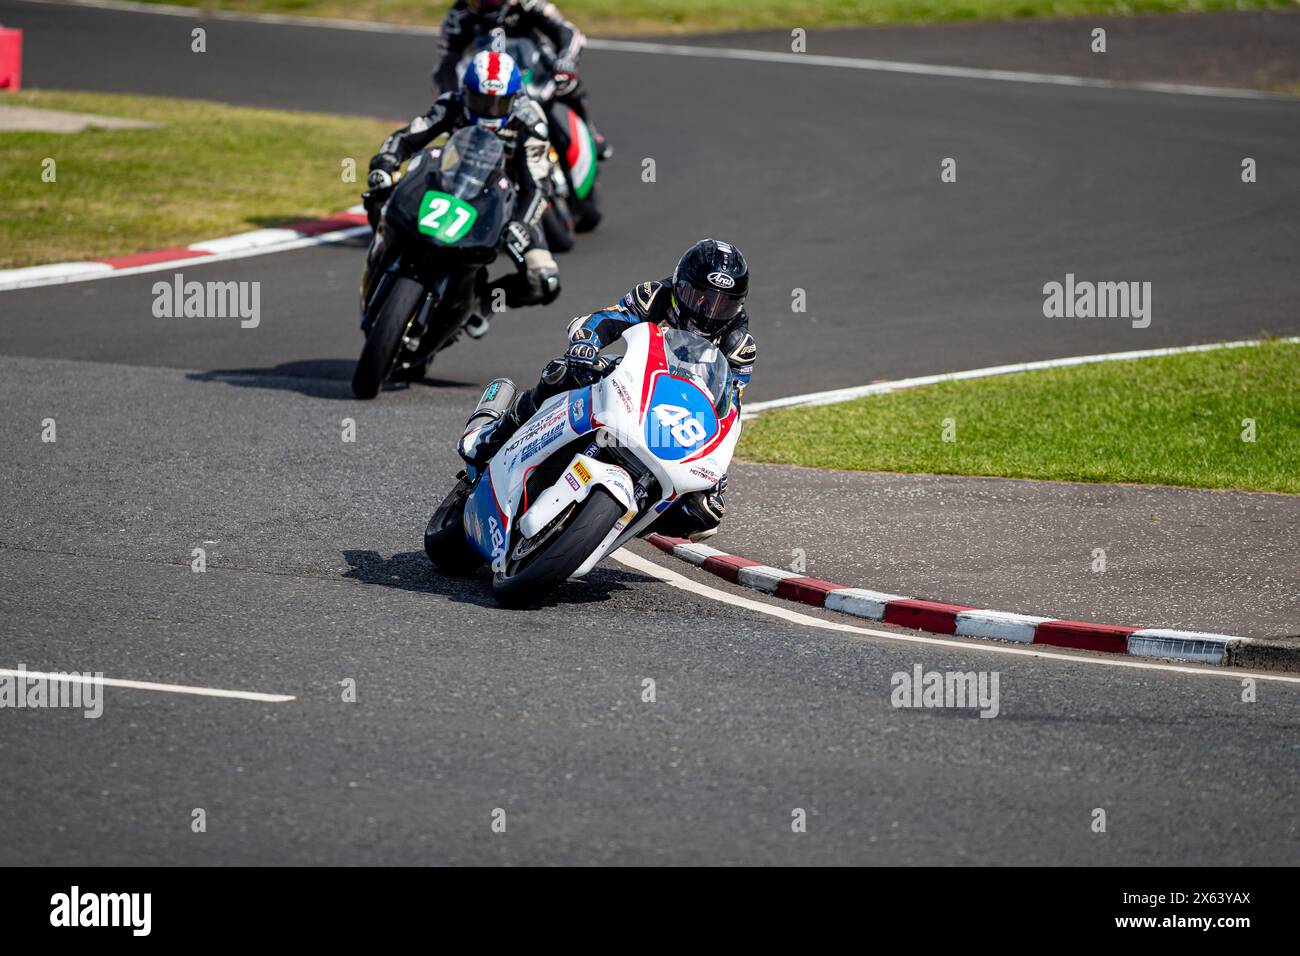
[670,238,749,337]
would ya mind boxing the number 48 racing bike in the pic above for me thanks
[424,323,740,607]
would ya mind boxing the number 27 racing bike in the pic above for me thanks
[424,323,740,607]
[352,126,516,399]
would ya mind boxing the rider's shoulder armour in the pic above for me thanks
[720,325,757,370]
[622,279,669,320]
[421,91,460,128]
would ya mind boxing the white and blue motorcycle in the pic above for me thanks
[424,322,740,607]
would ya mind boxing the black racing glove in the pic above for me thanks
[563,336,601,385]
[362,169,396,229]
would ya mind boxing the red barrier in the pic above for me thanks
[0,28,22,91]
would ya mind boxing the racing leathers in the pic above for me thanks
[433,0,609,157]
[461,279,757,540]
[365,90,559,309]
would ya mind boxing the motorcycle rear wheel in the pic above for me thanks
[542,202,576,254]
[573,182,601,233]
[424,477,485,574]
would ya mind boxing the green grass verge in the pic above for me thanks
[1,91,393,268]
[739,340,1300,494]
[132,0,1294,34]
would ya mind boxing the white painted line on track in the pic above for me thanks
[612,548,1300,686]
[0,667,296,702]
[742,337,1300,418]
[586,38,1298,102]
[20,0,1300,102]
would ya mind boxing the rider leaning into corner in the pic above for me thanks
[460,239,758,542]
[433,0,612,160]
[364,49,560,339]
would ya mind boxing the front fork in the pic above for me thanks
[359,228,392,331]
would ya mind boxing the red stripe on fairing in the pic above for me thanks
[683,405,737,463]
[638,326,669,419]
[520,463,540,512]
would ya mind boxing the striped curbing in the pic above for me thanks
[0,208,371,292]
[644,534,1296,669]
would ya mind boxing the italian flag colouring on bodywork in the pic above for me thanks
[564,109,597,200]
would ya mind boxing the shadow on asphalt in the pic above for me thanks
[187,361,474,399]
[339,549,654,610]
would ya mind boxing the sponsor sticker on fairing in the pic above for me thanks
[612,379,633,412]
[573,460,592,485]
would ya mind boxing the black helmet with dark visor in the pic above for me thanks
[670,238,749,337]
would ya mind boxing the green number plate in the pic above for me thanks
[417,190,478,243]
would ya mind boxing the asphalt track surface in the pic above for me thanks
[1,1,1298,865]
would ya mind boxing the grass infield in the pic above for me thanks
[738,340,1300,494]
[1,91,393,269]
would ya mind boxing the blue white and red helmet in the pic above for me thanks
[462,49,523,130]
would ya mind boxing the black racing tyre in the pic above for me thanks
[352,276,425,399]
[573,182,601,233]
[542,203,576,254]
[424,477,486,574]
[491,486,624,608]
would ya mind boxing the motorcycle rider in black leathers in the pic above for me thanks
[459,239,756,541]
[433,0,612,159]
[364,49,559,337]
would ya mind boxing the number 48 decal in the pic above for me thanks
[651,403,708,446]
[417,190,478,243]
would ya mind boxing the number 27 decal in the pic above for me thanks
[417,190,478,242]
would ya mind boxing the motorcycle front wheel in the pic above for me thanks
[352,275,426,399]
[491,487,625,608]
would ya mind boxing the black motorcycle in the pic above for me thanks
[352,126,515,400]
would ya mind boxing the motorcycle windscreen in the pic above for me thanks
[439,126,506,199]
[661,328,735,416]
[388,128,511,249]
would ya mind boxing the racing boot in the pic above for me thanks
[649,477,727,542]
[458,378,518,471]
